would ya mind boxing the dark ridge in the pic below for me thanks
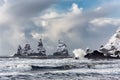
[31,65,74,70]
[13,39,71,59]
[84,50,105,59]
[84,50,120,59]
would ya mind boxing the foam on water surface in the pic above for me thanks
[0,58,120,80]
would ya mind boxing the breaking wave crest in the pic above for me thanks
[0,58,120,74]
[0,58,120,80]
[0,64,31,72]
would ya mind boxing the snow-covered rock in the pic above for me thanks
[101,27,120,55]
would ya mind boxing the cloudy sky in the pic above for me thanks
[0,0,120,56]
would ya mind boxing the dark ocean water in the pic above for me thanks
[0,58,120,80]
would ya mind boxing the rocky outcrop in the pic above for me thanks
[84,50,105,59]
[14,39,71,58]
[14,39,46,57]
[100,27,120,57]
[53,40,69,57]
[84,27,120,59]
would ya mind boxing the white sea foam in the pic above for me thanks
[73,48,86,58]
[52,68,120,75]
[0,64,31,72]
[0,58,120,80]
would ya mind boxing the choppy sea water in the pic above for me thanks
[0,58,120,80]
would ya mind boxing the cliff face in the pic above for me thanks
[101,27,120,54]
[85,27,120,59]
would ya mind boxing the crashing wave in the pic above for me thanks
[0,64,31,72]
[73,48,86,59]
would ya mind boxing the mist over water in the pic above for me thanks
[0,58,120,80]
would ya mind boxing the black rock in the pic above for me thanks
[13,53,22,57]
[27,53,46,56]
[53,49,69,57]
[84,50,105,59]
[84,50,120,59]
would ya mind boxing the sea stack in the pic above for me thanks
[14,45,23,57]
[37,39,46,55]
[14,39,46,57]
[23,44,32,55]
[53,40,69,57]
[28,39,46,56]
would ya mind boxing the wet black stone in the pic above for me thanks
[84,50,105,59]
[27,53,46,56]
[13,53,22,57]
[84,50,120,59]
[53,49,69,57]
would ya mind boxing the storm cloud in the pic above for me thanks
[0,0,57,55]
[0,0,120,56]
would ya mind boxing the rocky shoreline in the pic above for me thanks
[13,39,71,59]
[84,50,120,59]
[11,27,120,59]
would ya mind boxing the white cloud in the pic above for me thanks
[41,12,59,19]
[0,0,120,56]
[32,2,120,54]
[0,0,56,55]
[31,32,47,39]
[33,3,83,40]
[90,18,120,27]
[94,7,102,11]
[70,3,83,14]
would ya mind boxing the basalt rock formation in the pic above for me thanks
[84,27,120,59]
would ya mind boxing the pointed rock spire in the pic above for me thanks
[17,45,22,54]
[23,44,32,55]
[37,39,46,55]
[53,40,69,56]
